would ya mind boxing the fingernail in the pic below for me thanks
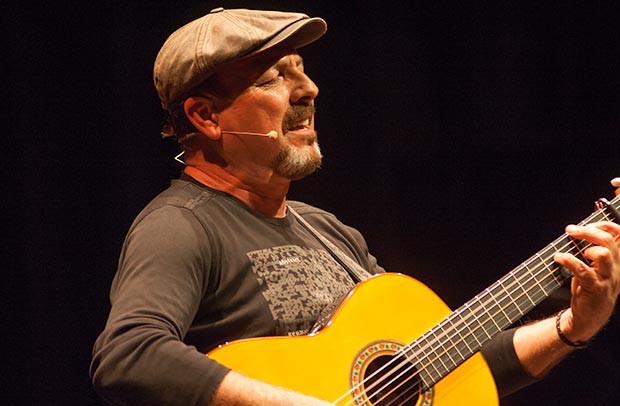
[566,225,578,233]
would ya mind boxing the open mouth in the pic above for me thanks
[283,105,315,133]
[287,117,311,131]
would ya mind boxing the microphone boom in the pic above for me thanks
[222,130,278,139]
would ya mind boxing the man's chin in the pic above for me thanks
[274,143,322,180]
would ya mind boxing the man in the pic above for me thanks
[91,8,620,406]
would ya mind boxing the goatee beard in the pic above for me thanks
[274,140,322,180]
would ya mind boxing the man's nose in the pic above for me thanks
[290,72,319,105]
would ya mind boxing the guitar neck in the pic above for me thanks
[406,194,620,390]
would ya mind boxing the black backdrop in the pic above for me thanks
[6,0,619,405]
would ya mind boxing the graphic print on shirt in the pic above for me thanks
[247,245,355,336]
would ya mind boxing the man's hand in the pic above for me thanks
[554,221,620,343]
[513,221,620,378]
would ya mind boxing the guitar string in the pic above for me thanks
[358,199,618,405]
[349,227,595,406]
[336,234,581,406]
[336,201,616,406]
[355,199,618,406]
[332,202,617,406]
[367,251,569,406]
[332,236,573,406]
[337,202,616,406]
[370,379,420,406]
[337,239,571,406]
[358,204,618,406]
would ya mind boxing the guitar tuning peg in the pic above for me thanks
[612,177,620,196]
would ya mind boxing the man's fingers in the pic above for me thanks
[554,252,593,280]
[583,245,615,276]
[565,224,605,247]
[566,222,620,249]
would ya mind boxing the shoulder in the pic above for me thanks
[141,178,218,214]
[133,178,243,229]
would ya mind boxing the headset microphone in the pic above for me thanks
[221,130,278,139]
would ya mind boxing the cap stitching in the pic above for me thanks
[194,15,211,73]
[221,12,260,56]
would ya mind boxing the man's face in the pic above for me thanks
[214,49,322,180]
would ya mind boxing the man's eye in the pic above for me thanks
[258,76,280,87]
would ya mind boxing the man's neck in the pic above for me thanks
[184,164,289,218]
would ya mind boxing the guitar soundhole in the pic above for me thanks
[363,354,421,406]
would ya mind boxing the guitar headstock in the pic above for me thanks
[612,177,620,196]
[594,178,620,222]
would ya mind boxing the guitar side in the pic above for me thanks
[208,273,498,405]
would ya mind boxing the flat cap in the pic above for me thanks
[153,7,327,110]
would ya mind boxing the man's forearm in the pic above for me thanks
[513,313,576,378]
[209,370,333,406]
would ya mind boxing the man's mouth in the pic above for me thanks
[287,117,311,131]
[283,105,315,133]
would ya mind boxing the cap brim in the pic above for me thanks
[250,17,327,56]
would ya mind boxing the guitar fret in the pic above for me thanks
[418,373,432,391]
[497,277,524,316]
[462,308,489,341]
[443,343,458,368]
[445,317,467,361]
[402,347,433,390]
[494,282,518,316]
[481,288,503,331]
[417,245,572,387]
[404,195,620,390]
[474,298,499,338]
[570,238,589,260]
[440,318,464,367]
[523,261,545,292]
[431,328,450,376]
[462,302,486,346]
[599,208,612,221]
[501,271,531,316]
[454,311,477,352]
[513,271,536,306]
[417,334,443,382]
[525,265,546,296]
[485,287,510,327]
[537,248,563,287]
[481,318,498,339]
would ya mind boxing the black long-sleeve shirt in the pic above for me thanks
[91,176,534,405]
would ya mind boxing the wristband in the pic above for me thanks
[555,309,589,349]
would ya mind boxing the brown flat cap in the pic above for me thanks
[153,7,327,109]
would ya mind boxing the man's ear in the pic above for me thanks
[183,96,221,140]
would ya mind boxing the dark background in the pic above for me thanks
[6,0,619,404]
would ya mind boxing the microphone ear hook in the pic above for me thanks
[174,151,185,165]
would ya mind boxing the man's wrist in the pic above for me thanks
[555,309,589,349]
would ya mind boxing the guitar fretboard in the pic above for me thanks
[402,195,620,389]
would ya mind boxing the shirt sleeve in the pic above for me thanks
[90,205,230,406]
[480,328,540,397]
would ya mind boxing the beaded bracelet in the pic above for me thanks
[555,309,589,349]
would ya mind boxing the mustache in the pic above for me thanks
[282,104,316,131]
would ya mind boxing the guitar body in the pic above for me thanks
[208,273,498,405]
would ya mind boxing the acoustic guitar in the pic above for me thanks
[209,190,620,406]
